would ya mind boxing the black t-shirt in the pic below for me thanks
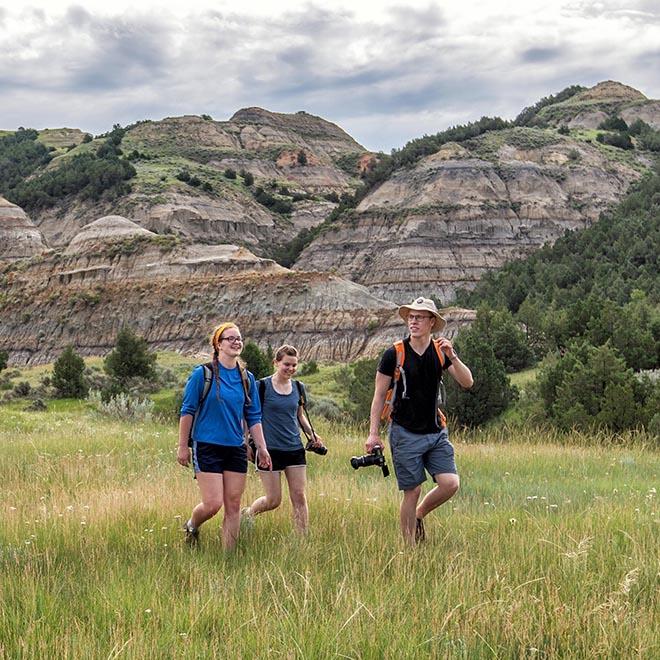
[377,338,452,434]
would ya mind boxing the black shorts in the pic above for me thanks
[192,441,248,474]
[256,447,306,472]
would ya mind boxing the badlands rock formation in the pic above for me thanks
[2,212,469,364]
[0,196,48,261]
[295,127,644,302]
[539,81,660,129]
[30,110,369,249]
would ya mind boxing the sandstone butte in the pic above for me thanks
[0,81,658,364]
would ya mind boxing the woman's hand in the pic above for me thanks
[309,432,325,450]
[257,447,272,470]
[177,445,191,467]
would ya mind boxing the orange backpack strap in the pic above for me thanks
[432,339,447,428]
[432,338,445,367]
[380,341,405,422]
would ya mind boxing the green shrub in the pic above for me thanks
[307,395,345,422]
[445,331,517,427]
[598,116,628,131]
[596,132,633,150]
[0,350,7,372]
[242,342,271,380]
[537,342,657,432]
[13,381,32,397]
[52,345,88,398]
[87,390,154,422]
[104,326,157,385]
[299,360,319,376]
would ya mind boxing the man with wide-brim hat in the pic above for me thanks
[364,296,473,545]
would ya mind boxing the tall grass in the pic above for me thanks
[1,403,658,658]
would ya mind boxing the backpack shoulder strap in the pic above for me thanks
[258,378,266,405]
[200,362,214,404]
[238,363,252,406]
[294,380,306,407]
[188,363,214,447]
[381,341,405,422]
[432,339,445,368]
[392,340,405,383]
[294,380,313,440]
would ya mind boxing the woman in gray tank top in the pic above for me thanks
[242,345,325,533]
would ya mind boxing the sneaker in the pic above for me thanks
[183,520,199,546]
[415,517,426,543]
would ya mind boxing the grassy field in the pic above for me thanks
[1,396,658,658]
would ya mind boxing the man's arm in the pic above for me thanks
[437,337,473,389]
[365,371,392,452]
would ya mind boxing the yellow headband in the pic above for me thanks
[211,322,238,350]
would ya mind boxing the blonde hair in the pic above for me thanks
[274,344,299,362]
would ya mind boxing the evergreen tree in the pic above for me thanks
[471,306,535,372]
[0,350,8,372]
[104,326,156,385]
[445,331,516,427]
[52,345,88,398]
[343,357,379,422]
[537,342,657,432]
[241,342,270,380]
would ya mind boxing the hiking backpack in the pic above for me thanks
[380,339,447,428]
[187,361,252,447]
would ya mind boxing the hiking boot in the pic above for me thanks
[183,520,199,546]
[415,517,426,543]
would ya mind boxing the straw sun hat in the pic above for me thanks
[398,296,447,333]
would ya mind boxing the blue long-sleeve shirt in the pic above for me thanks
[180,364,261,446]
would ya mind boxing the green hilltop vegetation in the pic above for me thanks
[0,125,134,211]
[455,161,660,435]
[0,119,351,240]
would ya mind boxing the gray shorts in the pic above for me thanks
[389,422,457,491]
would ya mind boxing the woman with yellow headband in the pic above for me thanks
[177,322,271,550]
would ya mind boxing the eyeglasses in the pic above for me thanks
[408,314,433,322]
[220,336,243,344]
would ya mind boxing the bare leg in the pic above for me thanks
[221,471,246,551]
[416,473,460,520]
[247,471,282,515]
[190,472,224,528]
[400,485,422,545]
[284,466,308,534]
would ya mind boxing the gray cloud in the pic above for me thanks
[0,2,658,151]
[520,47,563,64]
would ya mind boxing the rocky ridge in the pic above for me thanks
[28,110,371,250]
[0,196,49,261]
[294,124,647,301]
[1,81,656,364]
[538,81,660,129]
[0,213,472,364]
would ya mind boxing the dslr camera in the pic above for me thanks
[350,446,390,478]
[305,438,328,455]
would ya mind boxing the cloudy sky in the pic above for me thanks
[1,0,659,152]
